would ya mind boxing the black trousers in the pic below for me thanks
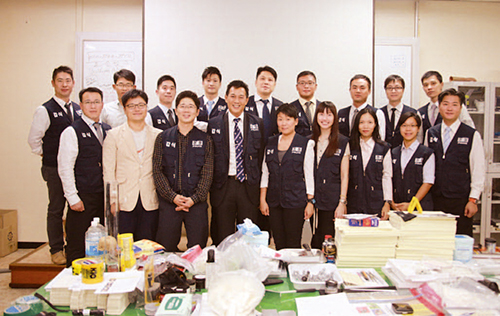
[269,205,304,250]
[65,192,104,267]
[433,194,473,237]
[210,177,259,245]
[41,165,66,255]
[118,195,158,241]
[157,198,208,252]
[311,210,335,249]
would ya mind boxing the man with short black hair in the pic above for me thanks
[28,65,82,265]
[245,66,283,141]
[208,80,265,245]
[197,66,227,122]
[58,87,110,266]
[425,88,485,236]
[153,90,214,251]
[418,70,475,137]
[146,75,177,130]
[290,70,320,137]
[338,74,386,140]
[101,69,136,128]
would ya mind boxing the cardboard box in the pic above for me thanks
[0,209,17,257]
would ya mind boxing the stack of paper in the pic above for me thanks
[335,219,399,268]
[389,211,457,260]
[382,258,483,289]
[106,293,130,315]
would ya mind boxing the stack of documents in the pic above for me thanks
[335,219,399,268]
[382,258,483,289]
[389,211,457,260]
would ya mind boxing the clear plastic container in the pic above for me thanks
[85,217,106,258]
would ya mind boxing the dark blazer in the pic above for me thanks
[245,95,283,139]
[208,112,265,207]
[197,96,227,122]
[148,105,177,130]
[290,99,320,137]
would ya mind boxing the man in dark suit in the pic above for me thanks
[289,70,320,137]
[380,74,417,148]
[197,66,227,122]
[28,66,82,265]
[208,80,265,245]
[245,66,283,141]
[146,75,177,130]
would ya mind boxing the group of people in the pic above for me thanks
[28,65,485,266]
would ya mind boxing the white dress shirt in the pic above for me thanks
[58,114,102,206]
[424,120,484,199]
[400,140,435,184]
[349,102,387,141]
[28,96,75,156]
[360,137,393,200]
[145,103,176,126]
[228,111,245,176]
[101,100,127,128]
[261,137,315,196]
[254,94,275,118]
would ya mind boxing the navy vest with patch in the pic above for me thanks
[392,143,434,209]
[418,103,442,138]
[208,113,263,189]
[197,97,227,122]
[427,123,474,199]
[314,135,349,211]
[149,105,176,130]
[42,98,81,167]
[73,120,111,193]
[381,105,417,148]
[161,126,208,197]
[348,141,390,215]
[265,133,309,208]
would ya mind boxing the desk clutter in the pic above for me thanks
[6,217,500,315]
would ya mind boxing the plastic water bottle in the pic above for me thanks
[85,217,105,258]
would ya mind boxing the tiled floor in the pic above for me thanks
[0,249,38,312]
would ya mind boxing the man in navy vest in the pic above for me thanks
[418,71,475,138]
[425,88,485,236]
[338,74,386,140]
[153,91,214,251]
[380,74,418,148]
[58,87,110,267]
[28,66,82,265]
[290,71,320,137]
[101,69,136,128]
[146,75,177,130]
[208,80,265,245]
[197,66,227,122]
[245,66,283,141]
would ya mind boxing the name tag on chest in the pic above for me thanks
[414,157,423,165]
[291,147,302,154]
[192,140,204,148]
[165,141,176,148]
[351,154,358,161]
[375,155,383,163]
[267,149,274,155]
[457,137,469,145]
[81,132,92,138]
[211,128,221,134]
[250,124,259,132]
[334,148,342,156]
[157,119,167,125]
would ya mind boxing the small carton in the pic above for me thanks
[0,209,17,257]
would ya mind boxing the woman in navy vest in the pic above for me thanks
[391,112,435,211]
[310,101,349,249]
[260,103,315,250]
[348,108,392,219]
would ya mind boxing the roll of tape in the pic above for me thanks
[81,258,104,284]
[3,305,34,316]
[14,296,42,315]
[72,257,93,275]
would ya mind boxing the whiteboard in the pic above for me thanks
[144,0,373,109]
[374,37,419,109]
[75,33,142,104]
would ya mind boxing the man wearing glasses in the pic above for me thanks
[103,89,161,241]
[101,69,137,128]
[58,87,110,266]
[28,65,82,265]
[338,74,386,140]
[290,70,320,137]
[380,74,418,148]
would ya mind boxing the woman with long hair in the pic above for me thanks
[310,101,349,249]
[348,107,392,219]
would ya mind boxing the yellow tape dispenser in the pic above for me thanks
[407,196,423,214]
